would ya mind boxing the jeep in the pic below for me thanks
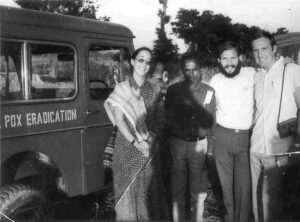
[0,6,134,221]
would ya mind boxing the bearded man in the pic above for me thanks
[209,41,255,222]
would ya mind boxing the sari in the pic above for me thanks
[104,77,170,221]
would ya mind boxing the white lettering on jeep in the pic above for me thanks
[2,109,77,128]
[4,114,22,128]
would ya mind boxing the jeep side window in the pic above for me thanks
[88,46,131,100]
[29,43,76,99]
[0,41,22,101]
[0,40,76,102]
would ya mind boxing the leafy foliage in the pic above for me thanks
[273,27,289,35]
[171,9,286,66]
[153,27,179,63]
[152,0,179,63]
[14,0,110,21]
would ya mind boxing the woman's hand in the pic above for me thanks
[147,132,157,147]
[134,140,150,157]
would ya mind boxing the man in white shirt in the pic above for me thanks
[210,41,255,222]
[250,31,300,222]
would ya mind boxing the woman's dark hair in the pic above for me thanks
[251,31,276,49]
[217,41,241,58]
[131,47,153,60]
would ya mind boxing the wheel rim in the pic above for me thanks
[8,202,45,221]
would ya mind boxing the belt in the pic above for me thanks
[171,132,206,142]
[217,124,250,133]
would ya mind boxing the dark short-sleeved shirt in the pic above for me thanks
[165,81,216,153]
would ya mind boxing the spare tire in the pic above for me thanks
[0,184,48,222]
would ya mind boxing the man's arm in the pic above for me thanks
[294,87,300,145]
[295,87,300,109]
[150,90,165,141]
[291,64,300,144]
[164,87,176,131]
[207,92,216,155]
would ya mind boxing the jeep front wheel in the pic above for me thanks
[0,184,48,222]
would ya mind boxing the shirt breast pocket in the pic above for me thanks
[243,83,254,92]
[242,83,254,106]
[272,79,282,98]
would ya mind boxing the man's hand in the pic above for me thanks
[205,152,214,169]
[207,152,213,157]
[291,142,300,152]
[283,56,294,65]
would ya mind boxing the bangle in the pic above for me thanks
[131,139,136,145]
[146,135,150,142]
[147,135,152,142]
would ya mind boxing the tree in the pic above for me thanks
[273,27,289,35]
[14,0,110,21]
[171,8,284,66]
[232,24,264,59]
[172,9,239,66]
[172,9,240,66]
[152,0,179,63]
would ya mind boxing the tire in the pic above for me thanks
[0,184,48,222]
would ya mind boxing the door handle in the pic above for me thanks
[85,110,100,115]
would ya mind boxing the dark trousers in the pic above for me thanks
[169,136,208,222]
[214,125,251,222]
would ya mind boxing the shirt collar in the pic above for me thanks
[183,80,203,92]
[259,56,284,74]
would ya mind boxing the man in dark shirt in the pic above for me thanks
[165,53,216,222]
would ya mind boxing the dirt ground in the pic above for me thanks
[51,150,300,222]
[95,164,300,222]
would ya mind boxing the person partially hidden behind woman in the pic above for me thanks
[104,47,170,221]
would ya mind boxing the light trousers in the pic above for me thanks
[250,152,285,222]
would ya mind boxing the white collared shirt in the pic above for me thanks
[251,57,300,155]
[210,67,255,130]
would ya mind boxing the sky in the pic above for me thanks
[2,0,300,53]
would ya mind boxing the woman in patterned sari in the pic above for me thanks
[104,47,170,221]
